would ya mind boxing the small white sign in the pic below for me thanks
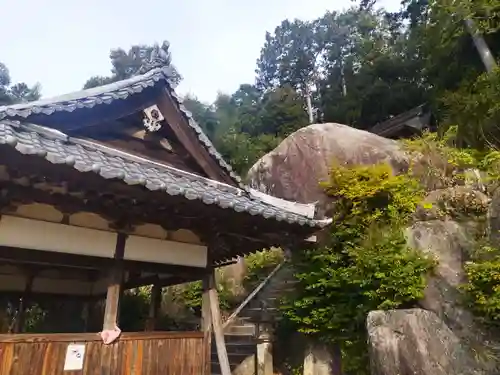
[64,343,86,371]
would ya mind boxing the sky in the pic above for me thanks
[0,0,400,104]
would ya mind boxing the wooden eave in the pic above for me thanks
[0,125,324,263]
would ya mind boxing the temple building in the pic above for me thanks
[0,52,327,374]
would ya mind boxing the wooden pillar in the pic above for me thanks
[145,282,162,331]
[103,233,126,331]
[202,272,212,375]
[207,267,231,375]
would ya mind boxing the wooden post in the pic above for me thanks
[145,282,162,331]
[103,233,126,331]
[202,272,212,375]
[208,268,231,375]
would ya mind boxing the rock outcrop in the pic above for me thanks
[367,309,484,375]
[247,123,500,375]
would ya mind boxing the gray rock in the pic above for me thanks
[406,220,499,373]
[415,187,490,222]
[367,309,484,375]
[406,220,478,337]
[247,123,408,216]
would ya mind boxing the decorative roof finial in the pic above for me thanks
[137,42,171,75]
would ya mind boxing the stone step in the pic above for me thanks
[211,340,257,355]
[224,324,256,335]
[247,296,279,308]
[211,351,254,364]
[210,361,242,374]
[211,333,256,344]
[243,306,279,314]
[263,288,296,298]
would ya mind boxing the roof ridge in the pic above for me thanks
[0,67,165,115]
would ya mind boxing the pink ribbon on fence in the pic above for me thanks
[99,325,121,344]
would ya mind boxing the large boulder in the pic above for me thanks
[247,123,408,214]
[367,309,484,375]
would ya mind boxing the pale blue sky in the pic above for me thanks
[0,0,400,103]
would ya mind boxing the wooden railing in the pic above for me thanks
[0,331,206,375]
[223,261,286,330]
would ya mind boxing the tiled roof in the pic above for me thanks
[0,120,328,228]
[0,66,243,186]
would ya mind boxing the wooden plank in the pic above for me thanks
[208,268,231,375]
[0,343,14,374]
[0,334,205,375]
[0,331,204,343]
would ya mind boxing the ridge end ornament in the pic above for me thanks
[143,105,164,132]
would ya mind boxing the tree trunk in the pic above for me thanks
[306,91,314,124]
[464,18,497,73]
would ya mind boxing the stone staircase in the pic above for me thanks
[210,320,257,375]
[211,262,298,375]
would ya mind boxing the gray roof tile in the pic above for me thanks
[0,120,326,228]
[0,66,244,187]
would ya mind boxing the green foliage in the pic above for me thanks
[0,61,41,106]
[119,288,151,331]
[442,69,500,149]
[244,248,284,289]
[180,275,238,313]
[282,162,434,374]
[82,41,181,89]
[323,162,423,226]
[403,128,481,189]
[186,84,306,175]
[217,130,282,176]
[463,252,500,326]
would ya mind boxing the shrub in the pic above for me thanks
[462,246,500,326]
[281,161,435,374]
[244,247,284,289]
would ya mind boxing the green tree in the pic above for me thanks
[83,41,181,89]
[0,62,41,106]
[258,85,308,136]
[182,95,219,140]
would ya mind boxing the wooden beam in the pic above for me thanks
[103,233,126,330]
[0,246,205,279]
[123,274,199,290]
[202,272,212,375]
[156,90,234,184]
[208,267,231,375]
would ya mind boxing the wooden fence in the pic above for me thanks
[0,331,207,375]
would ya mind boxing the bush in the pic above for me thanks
[244,247,284,289]
[281,161,435,375]
[464,257,500,325]
[403,127,480,190]
[462,246,500,327]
